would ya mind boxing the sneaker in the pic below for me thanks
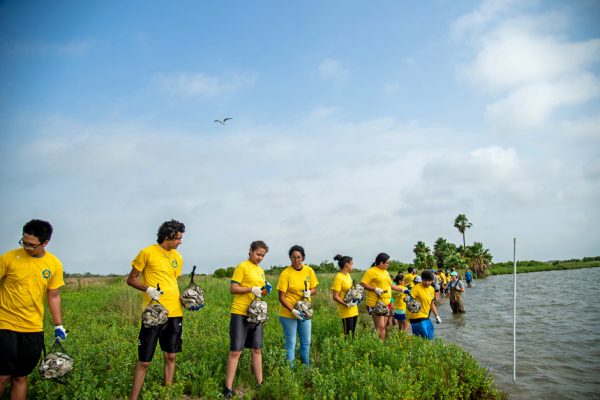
[223,387,233,399]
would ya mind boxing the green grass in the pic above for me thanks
[26,274,506,399]
[488,259,600,275]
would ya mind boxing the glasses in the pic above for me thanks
[290,256,303,260]
[19,238,43,250]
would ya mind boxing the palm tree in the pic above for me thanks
[454,214,473,252]
[433,237,456,269]
[466,242,493,278]
[413,241,435,270]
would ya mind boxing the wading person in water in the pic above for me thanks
[224,241,271,399]
[277,245,319,366]
[360,253,405,340]
[448,271,465,314]
[331,254,359,336]
[127,219,193,400]
[0,220,67,400]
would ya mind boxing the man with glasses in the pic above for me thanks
[126,219,191,400]
[0,219,66,400]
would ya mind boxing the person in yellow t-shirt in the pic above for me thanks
[331,254,359,336]
[360,253,404,340]
[392,273,410,332]
[223,241,271,399]
[406,270,441,340]
[0,219,66,400]
[404,267,417,290]
[277,245,319,366]
[126,219,189,400]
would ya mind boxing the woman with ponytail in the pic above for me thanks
[331,254,359,336]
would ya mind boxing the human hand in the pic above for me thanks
[302,290,311,298]
[403,289,411,295]
[435,315,442,324]
[262,282,273,295]
[374,288,384,296]
[251,286,262,298]
[146,286,162,301]
[346,301,357,308]
[55,325,67,341]
[291,309,305,320]
[189,304,204,311]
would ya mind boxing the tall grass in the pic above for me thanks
[26,274,506,399]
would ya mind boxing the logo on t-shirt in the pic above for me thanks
[171,260,178,269]
[42,269,51,279]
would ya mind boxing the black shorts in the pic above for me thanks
[229,313,263,351]
[138,317,183,362]
[0,329,44,377]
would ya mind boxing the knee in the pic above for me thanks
[0,375,10,385]
[138,361,152,370]
[164,353,176,364]
[250,348,261,356]
[12,376,26,385]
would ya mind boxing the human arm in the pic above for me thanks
[47,288,63,326]
[332,290,346,306]
[229,281,260,295]
[430,299,441,323]
[127,267,162,299]
[361,282,383,295]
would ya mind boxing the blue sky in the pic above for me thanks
[1,0,599,275]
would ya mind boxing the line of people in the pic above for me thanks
[0,218,467,400]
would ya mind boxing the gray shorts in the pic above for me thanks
[229,313,263,351]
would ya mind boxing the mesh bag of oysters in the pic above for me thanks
[247,297,269,324]
[180,265,205,311]
[39,339,74,382]
[372,293,390,316]
[404,292,422,313]
[343,280,365,305]
[293,281,313,320]
[142,283,169,328]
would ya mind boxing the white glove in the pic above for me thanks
[54,325,67,341]
[302,290,311,298]
[291,309,304,320]
[146,286,162,301]
[374,287,384,296]
[435,315,442,324]
[251,286,262,297]
[346,301,357,308]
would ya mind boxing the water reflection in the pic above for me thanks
[435,267,600,400]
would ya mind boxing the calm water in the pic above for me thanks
[434,267,600,399]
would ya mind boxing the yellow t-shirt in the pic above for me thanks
[230,260,266,316]
[331,272,358,319]
[392,285,407,312]
[0,248,64,332]
[360,266,392,307]
[132,244,183,317]
[406,283,435,320]
[277,265,319,318]
[404,272,417,289]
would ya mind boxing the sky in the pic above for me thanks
[0,0,599,275]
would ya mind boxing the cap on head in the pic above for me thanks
[451,271,458,276]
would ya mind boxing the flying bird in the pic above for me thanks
[214,117,232,125]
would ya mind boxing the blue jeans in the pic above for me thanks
[279,316,311,366]
[410,319,435,340]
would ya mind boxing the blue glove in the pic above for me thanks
[291,309,305,321]
[403,289,411,295]
[264,282,273,295]
[190,304,204,311]
[55,325,67,341]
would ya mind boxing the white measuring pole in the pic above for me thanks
[513,237,517,382]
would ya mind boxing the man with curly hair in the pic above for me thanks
[127,219,195,400]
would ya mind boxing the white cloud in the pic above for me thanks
[559,115,600,139]
[153,71,257,98]
[456,4,600,132]
[318,58,349,83]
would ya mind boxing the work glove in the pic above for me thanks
[54,325,67,341]
[302,290,311,298]
[251,286,262,298]
[291,309,305,321]
[346,301,357,308]
[403,289,411,295]
[190,304,204,311]
[435,315,442,324]
[262,282,273,295]
[374,287,384,296]
[146,286,162,301]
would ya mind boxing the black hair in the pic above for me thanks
[22,219,53,243]
[421,270,434,282]
[156,219,185,244]
[408,267,415,273]
[288,245,305,259]
[393,272,404,285]
[333,254,353,269]
[250,240,269,252]
[371,252,390,267]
